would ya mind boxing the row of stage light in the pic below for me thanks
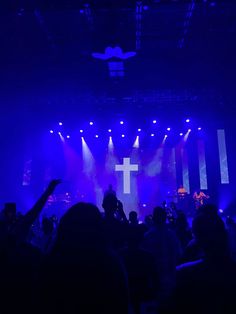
[49,119,202,139]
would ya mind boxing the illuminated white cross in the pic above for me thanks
[115,158,138,194]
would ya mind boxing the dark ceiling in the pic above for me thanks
[0,0,236,131]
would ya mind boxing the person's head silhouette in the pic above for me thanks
[129,211,138,225]
[3,203,16,223]
[153,206,166,225]
[55,202,104,251]
[192,212,228,259]
[102,194,118,218]
[198,204,218,216]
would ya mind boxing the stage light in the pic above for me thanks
[180,133,183,136]
[161,134,168,144]
[184,129,191,142]
[59,122,63,126]
[153,120,157,124]
[89,121,93,126]
[80,129,83,133]
[95,134,99,138]
[219,209,224,214]
[81,136,95,174]
[167,127,171,131]
[121,134,125,138]
[120,121,124,125]
[66,135,70,139]
[198,127,202,131]
[108,129,112,133]
[138,128,141,132]
[186,119,190,123]
[108,136,113,149]
[58,132,65,142]
[49,130,54,134]
[133,136,139,148]
[142,203,147,208]
[151,133,155,137]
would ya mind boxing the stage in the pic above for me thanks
[12,121,236,221]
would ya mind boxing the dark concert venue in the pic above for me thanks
[1,1,236,314]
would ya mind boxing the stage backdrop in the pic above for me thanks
[20,128,233,219]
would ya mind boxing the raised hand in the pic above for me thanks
[47,179,62,194]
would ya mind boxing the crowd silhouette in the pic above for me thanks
[0,179,236,314]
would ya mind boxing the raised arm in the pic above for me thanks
[22,180,61,233]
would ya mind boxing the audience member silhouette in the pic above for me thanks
[0,180,61,314]
[102,193,128,249]
[39,202,129,314]
[174,210,192,252]
[142,206,181,305]
[1,178,236,314]
[182,204,219,263]
[168,210,236,314]
[129,211,147,236]
[31,217,56,254]
[120,215,158,314]
[0,179,61,245]
[226,216,236,262]
[129,210,138,224]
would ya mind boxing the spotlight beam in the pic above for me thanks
[133,135,139,148]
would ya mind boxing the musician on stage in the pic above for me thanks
[177,185,188,199]
[104,184,116,197]
[193,189,210,210]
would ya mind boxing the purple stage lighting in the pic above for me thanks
[153,120,157,124]
[59,122,63,126]
[108,129,112,133]
[198,127,202,131]
[50,130,54,134]
[186,119,190,123]
[167,127,171,131]
[120,121,124,125]
[80,129,83,133]
[95,134,99,138]
[151,133,155,137]
[180,133,183,136]
[138,128,141,132]
[164,134,168,138]
[121,134,125,138]
[188,128,192,132]
[66,135,70,139]
[89,121,94,126]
